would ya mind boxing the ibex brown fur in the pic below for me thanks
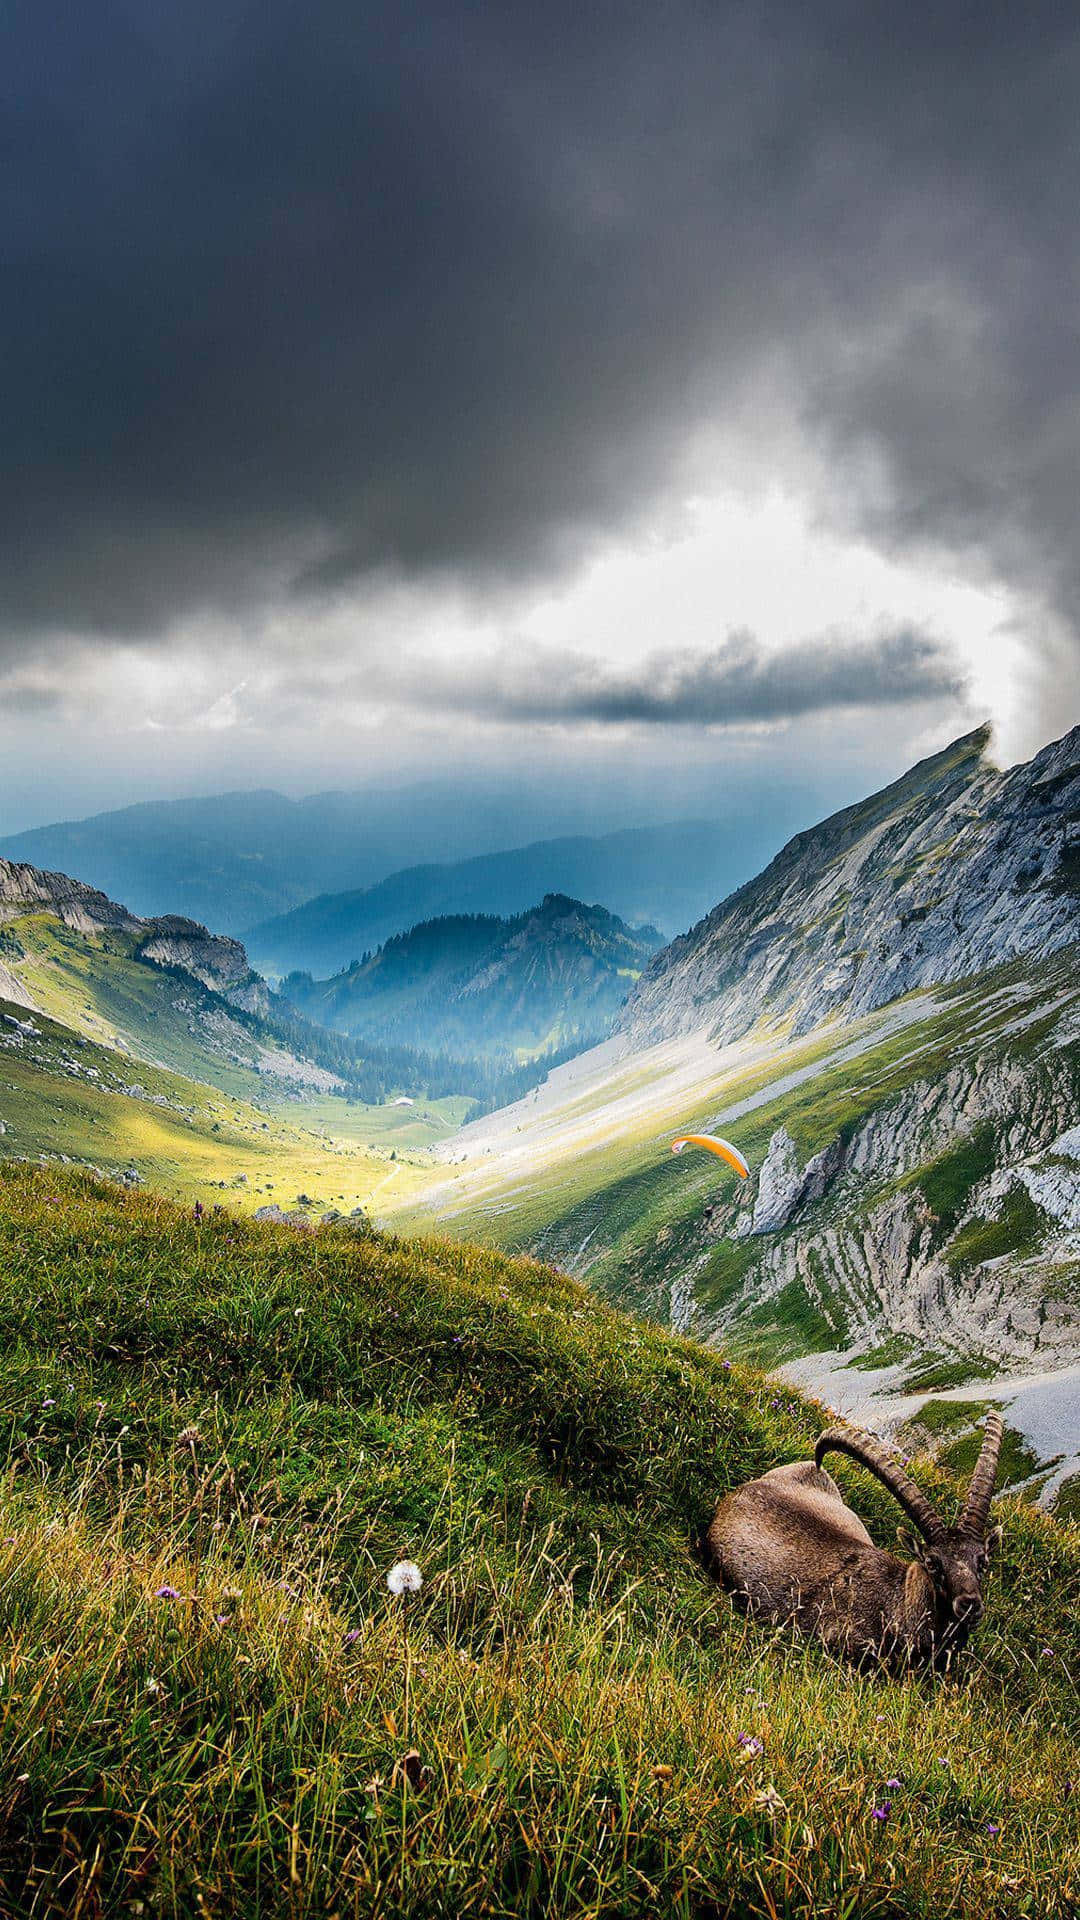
[707,1415,1003,1668]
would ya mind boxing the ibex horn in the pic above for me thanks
[815,1425,946,1545]
[958,1413,1004,1539]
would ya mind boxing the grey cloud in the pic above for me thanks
[297,626,966,728]
[2,0,1080,700]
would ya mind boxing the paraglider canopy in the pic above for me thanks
[671,1133,750,1180]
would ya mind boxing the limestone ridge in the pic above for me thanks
[620,723,1080,1047]
[689,1025,1080,1369]
[0,856,267,1013]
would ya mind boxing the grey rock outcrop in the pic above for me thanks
[751,1128,802,1232]
[0,855,267,1014]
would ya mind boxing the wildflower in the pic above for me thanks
[41,1398,55,1408]
[343,1628,361,1644]
[872,1802,891,1822]
[154,1584,181,1600]
[884,1777,902,1791]
[146,1678,162,1695]
[736,1734,763,1756]
[387,1560,422,1596]
[215,1615,230,1627]
[753,1785,788,1816]
[986,1821,1001,1836]
[1041,1646,1054,1658]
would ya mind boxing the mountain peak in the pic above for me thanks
[621,723,1080,1048]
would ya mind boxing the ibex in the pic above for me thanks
[707,1414,1003,1667]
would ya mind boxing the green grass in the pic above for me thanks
[943,1187,1049,1271]
[0,1164,1075,1917]
[911,1125,1000,1240]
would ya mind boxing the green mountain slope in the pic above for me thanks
[283,894,663,1060]
[0,1164,1075,1917]
[246,822,736,977]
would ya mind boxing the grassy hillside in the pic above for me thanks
[0,1164,1074,1917]
[283,895,662,1061]
[0,992,466,1220]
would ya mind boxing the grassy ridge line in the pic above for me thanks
[0,1165,1075,1917]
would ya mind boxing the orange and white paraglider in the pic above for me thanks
[671,1133,750,1181]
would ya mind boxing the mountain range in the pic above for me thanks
[244,822,736,978]
[281,895,663,1061]
[6,724,1080,1505]
[2,791,762,949]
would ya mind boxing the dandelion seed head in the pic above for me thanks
[387,1560,422,1596]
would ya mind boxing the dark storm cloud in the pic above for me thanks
[4,1,1080,666]
[460,629,965,726]
[286,626,965,728]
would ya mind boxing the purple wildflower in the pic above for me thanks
[884,1778,902,1791]
[986,1822,1000,1836]
[343,1628,361,1644]
[872,1802,891,1822]
[154,1584,181,1600]
[1041,1646,1054,1658]
[736,1734,763,1755]
[41,1398,55,1408]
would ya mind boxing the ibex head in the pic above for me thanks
[815,1414,1003,1646]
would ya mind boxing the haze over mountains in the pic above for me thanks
[1,779,815,944]
[246,823,731,979]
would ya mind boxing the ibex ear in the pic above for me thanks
[895,1523,920,1557]
[985,1524,1003,1555]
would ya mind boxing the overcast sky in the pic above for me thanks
[2,1,1079,834]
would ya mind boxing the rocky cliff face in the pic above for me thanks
[681,1013,1080,1371]
[0,857,265,1011]
[621,724,1080,1047]
[0,856,140,938]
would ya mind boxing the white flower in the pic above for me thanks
[386,1560,422,1597]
